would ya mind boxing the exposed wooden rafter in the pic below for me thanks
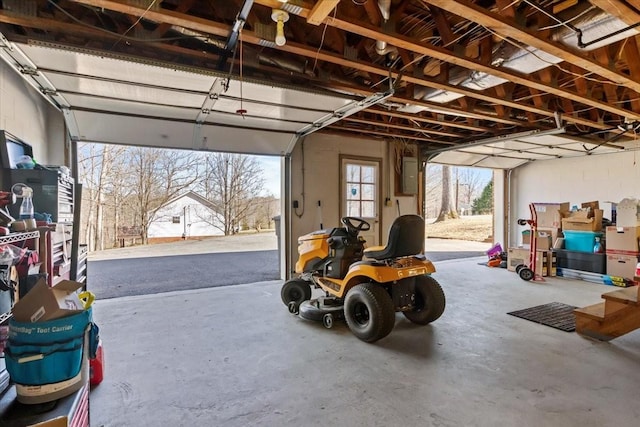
[0,0,635,149]
[62,0,628,131]
[306,0,341,25]
[588,0,640,26]
[251,0,640,120]
[422,0,640,95]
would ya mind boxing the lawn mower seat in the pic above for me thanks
[363,215,425,261]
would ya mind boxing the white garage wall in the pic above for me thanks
[288,133,418,270]
[508,150,640,246]
[0,60,67,176]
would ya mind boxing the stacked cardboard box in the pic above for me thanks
[507,248,556,277]
[605,225,640,281]
[533,202,569,247]
[616,198,640,227]
[561,201,603,232]
[521,230,552,250]
[603,198,640,283]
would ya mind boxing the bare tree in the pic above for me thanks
[251,194,279,230]
[457,167,485,208]
[78,143,100,250]
[127,147,200,244]
[79,143,142,250]
[198,153,266,235]
[425,164,442,218]
[435,165,458,222]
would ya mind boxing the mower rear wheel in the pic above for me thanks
[344,283,395,343]
[281,279,312,311]
[403,275,446,325]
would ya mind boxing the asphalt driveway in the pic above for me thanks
[86,233,490,299]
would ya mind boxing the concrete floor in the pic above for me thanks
[89,257,640,427]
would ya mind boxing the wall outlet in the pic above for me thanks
[293,200,299,209]
[385,198,393,207]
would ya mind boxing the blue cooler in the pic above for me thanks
[5,308,91,387]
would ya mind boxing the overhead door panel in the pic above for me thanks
[72,110,293,155]
[63,94,198,121]
[20,45,214,92]
[10,43,356,155]
[47,74,205,107]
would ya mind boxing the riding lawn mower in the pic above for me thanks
[281,215,445,343]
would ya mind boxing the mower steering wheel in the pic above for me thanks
[342,217,371,235]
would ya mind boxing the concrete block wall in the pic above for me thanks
[508,150,640,246]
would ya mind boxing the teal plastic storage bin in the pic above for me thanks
[563,231,602,253]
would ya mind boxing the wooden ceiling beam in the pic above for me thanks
[588,0,640,26]
[63,1,619,130]
[306,0,341,25]
[429,6,456,47]
[623,37,640,111]
[0,12,519,129]
[325,80,520,125]
[344,117,465,138]
[329,125,454,145]
[627,0,640,13]
[253,0,640,121]
[362,0,382,26]
[421,0,640,101]
[66,0,233,37]
[151,0,196,38]
[367,108,492,133]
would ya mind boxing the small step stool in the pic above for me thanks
[574,286,640,341]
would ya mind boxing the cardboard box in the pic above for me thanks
[522,230,552,251]
[548,250,557,277]
[605,226,640,253]
[11,279,84,323]
[606,252,640,279]
[562,209,603,232]
[507,248,547,276]
[534,203,570,228]
[616,198,640,227]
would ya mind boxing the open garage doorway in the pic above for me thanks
[78,143,281,299]
[424,164,494,260]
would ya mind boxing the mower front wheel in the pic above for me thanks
[344,283,395,343]
[281,279,312,312]
[403,275,446,325]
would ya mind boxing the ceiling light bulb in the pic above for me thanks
[271,9,290,47]
[275,18,286,46]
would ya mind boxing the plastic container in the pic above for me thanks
[562,230,603,253]
[90,339,104,386]
[19,194,33,219]
[593,236,604,253]
[486,243,503,258]
[555,249,606,274]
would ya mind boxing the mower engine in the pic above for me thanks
[295,227,364,279]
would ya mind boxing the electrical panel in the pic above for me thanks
[402,157,418,195]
